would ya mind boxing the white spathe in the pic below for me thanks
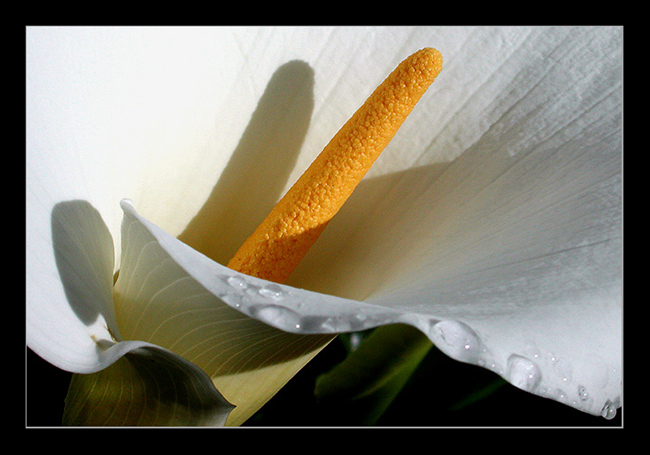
[27,26,621,421]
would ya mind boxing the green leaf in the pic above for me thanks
[448,378,507,411]
[314,324,432,425]
[63,346,234,426]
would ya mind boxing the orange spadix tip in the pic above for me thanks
[227,48,442,283]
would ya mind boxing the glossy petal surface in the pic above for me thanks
[27,27,622,422]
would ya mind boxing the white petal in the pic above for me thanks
[28,26,621,420]
[118,200,397,332]
[26,200,118,373]
[26,199,233,423]
[27,26,536,251]
[116,199,382,424]
[292,26,622,417]
[114,27,621,418]
[26,27,244,249]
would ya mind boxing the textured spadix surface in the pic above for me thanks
[27,26,621,423]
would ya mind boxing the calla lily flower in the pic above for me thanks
[27,26,622,426]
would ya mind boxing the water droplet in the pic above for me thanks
[578,385,589,401]
[507,355,542,392]
[258,283,286,301]
[315,315,352,332]
[600,399,617,420]
[227,275,248,290]
[296,315,331,333]
[250,304,302,332]
[430,320,482,364]
[218,289,243,308]
[245,285,260,296]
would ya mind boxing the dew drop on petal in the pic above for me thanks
[600,399,617,420]
[227,275,248,290]
[506,354,542,392]
[430,320,483,364]
[578,385,589,401]
[258,283,286,301]
[250,304,303,332]
[315,315,353,333]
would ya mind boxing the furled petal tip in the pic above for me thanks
[29,198,235,426]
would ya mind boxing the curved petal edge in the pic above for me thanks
[121,200,621,419]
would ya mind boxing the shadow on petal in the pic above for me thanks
[288,161,452,300]
[51,200,119,340]
[178,60,315,265]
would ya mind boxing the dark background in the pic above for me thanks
[26,335,622,427]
